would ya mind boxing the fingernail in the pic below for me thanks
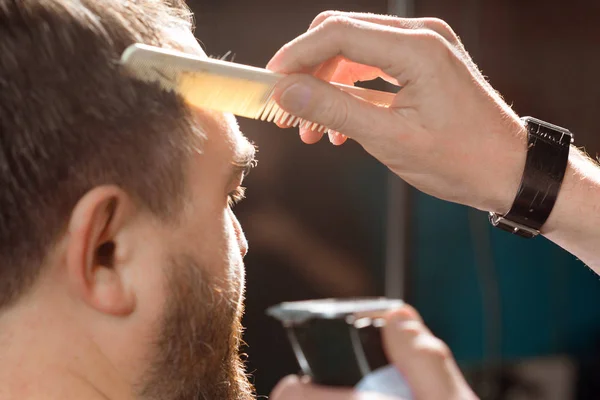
[328,131,335,143]
[279,83,312,114]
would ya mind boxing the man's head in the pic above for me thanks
[0,1,255,399]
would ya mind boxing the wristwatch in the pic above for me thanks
[488,116,573,238]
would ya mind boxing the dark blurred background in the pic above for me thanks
[189,0,600,399]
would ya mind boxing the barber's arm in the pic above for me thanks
[267,11,600,272]
[270,305,477,400]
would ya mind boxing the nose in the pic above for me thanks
[229,209,248,258]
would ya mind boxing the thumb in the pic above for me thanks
[273,74,392,140]
[270,375,397,400]
[382,307,476,400]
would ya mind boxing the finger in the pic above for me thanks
[301,61,355,144]
[267,17,442,83]
[299,129,324,144]
[329,60,397,86]
[277,57,346,131]
[315,56,398,87]
[297,56,346,143]
[270,375,397,400]
[382,309,465,400]
[274,58,394,131]
[309,11,460,47]
[389,304,425,324]
[328,131,348,146]
[314,55,345,81]
[306,12,482,83]
[274,73,400,140]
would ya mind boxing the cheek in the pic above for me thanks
[218,210,245,306]
[174,193,244,292]
[223,209,244,276]
[194,208,243,284]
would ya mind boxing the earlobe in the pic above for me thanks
[65,186,136,316]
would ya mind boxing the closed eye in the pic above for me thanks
[227,186,246,208]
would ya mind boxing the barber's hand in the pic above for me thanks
[267,11,527,214]
[270,305,477,400]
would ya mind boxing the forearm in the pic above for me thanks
[542,146,600,272]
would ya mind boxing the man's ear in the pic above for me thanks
[65,185,137,316]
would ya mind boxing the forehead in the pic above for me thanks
[186,111,253,200]
[164,28,254,169]
[197,110,253,159]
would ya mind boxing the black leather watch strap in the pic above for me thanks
[489,117,573,238]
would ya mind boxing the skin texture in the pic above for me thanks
[267,11,600,272]
[0,28,257,399]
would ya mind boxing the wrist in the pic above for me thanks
[486,116,574,238]
[541,147,600,271]
[543,146,599,234]
[482,118,528,215]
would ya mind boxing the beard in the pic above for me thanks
[137,254,254,400]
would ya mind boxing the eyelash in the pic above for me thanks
[227,186,246,208]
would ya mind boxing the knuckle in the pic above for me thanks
[388,304,425,325]
[414,29,454,59]
[320,15,354,33]
[397,322,422,338]
[421,17,458,43]
[279,41,294,55]
[401,304,422,320]
[417,29,446,46]
[322,96,351,132]
[415,336,453,362]
[310,10,340,28]
[316,16,360,55]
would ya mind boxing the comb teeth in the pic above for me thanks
[257,97,328,132]
[120,44,395,136]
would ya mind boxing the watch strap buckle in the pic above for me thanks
[488,212,540,238]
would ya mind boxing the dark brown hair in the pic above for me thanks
[0,0,201,308]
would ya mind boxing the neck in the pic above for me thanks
[0,296,132,400]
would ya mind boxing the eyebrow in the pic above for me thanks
[230,141,257,181]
